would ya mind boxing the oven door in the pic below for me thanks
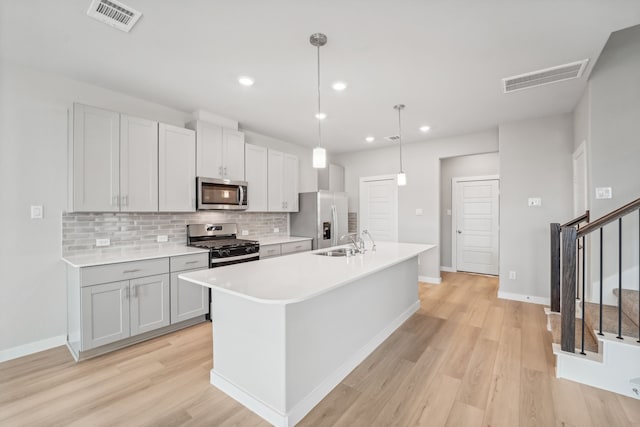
[210,253,260,268]
[197,177,248,210]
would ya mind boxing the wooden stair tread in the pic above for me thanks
[547,312,598,353]
[612,288,639,328]
[583,301,638,339]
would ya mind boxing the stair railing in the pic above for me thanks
[560,197,640,354]
[550,211,589,312]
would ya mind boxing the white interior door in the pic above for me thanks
[454,178,499,275]
[359,176,398,242]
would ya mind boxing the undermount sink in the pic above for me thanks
[315,248,355,257]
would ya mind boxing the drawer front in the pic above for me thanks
[281,240,312,255]
[81,258,169,287]
[260,244,281,259]
[170,253,209,272]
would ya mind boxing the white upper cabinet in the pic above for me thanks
[188,121,245,181]
[72,104,120,212]
[159,124,196,212]
[120,115,158,212]
[223,128,245,181]
[268,149,284,212]
[283,153,299,212]
[268,149,299,212]
[245,144,268,212]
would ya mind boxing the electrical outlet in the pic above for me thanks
[415,208,423,216]
[157,235,168,243]
[241,230,249,236]
[446,209,452,216]
[509,271,517,280]
[30,205,43,219]
[96,238,110,247]
[595,187,612,199]
[274,227,279,233]
[528,197,542,207]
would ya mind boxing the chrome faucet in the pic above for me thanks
[340,233,363,253]
[362,229,376,252]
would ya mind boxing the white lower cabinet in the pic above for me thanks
[69,253,209,359]
[170,270,208,324]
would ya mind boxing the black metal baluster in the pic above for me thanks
[580,235,586,354]
[617,218,623,340]
[599,227,603,336]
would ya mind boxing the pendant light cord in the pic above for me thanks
[317,44,322,147]
[398,107,403,173]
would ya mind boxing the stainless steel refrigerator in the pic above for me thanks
[290,191,349,249]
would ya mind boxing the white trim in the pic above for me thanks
[451,175,500,272]
[419,275,442,284]
[497,290,549,306]
[211,300,421,427]
[440,266,455,272]
[0,335,67,363]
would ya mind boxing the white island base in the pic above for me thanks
[181,243,432,427]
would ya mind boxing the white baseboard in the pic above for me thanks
[211,300,421,427]
[440,266,456,273]
[497,290,549,306]
[419,275,441,284]
[0,335,67,363]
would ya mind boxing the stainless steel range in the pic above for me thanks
[187,223,260,268]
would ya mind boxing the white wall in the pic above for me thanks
[439,153,500,269]
[498,114,574,301]
[335,130,498,281]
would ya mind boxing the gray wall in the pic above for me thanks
[335,130,499,280]
[498,114,574,300]
[439,153,500,269]
[573,88,590,152]
[582,24,640,302]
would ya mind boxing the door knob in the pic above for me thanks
[457,230,462,234]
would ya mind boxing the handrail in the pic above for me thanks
[562,210,590,228]
[577,197,640,237]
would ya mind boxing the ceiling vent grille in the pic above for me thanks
[384,135,400,142]
[87,0,142,32]
[502,59,589,93]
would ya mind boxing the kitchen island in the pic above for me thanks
[180,242,434,427]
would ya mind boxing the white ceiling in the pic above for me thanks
[2,1,639,153]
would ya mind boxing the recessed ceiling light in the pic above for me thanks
[419,125,431,133]
[315,112,327,120]
[332,81,348,91]
[238,76,255,86]
[365,136,375,143]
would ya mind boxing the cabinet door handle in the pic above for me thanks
[112,195,119,207]
[125,286,130,299]
[224,166,227,176]
[132,285,138,298]
[219,166,223,176]
[185,260,199,265]
[123,269,141,274]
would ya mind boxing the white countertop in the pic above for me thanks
[257,236,313,245]
[62,246,209,268]
[180,242,434,304]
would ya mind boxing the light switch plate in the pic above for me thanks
[446,209,452,216]
[415,208,423,216]
[96,238,110,247]
[509,271,517,280]
[241,230,249,236]
[30,205,43,219]
[273,227,280,233]
[157,235,168,242]
[528,197,542,207]
[595,187,612,199]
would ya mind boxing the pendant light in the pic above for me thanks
[310,33,327,169]
[394,104,407,186]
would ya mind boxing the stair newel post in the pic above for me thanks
[638,210,639,343]
[550,223,561,313]
[580,235,587,355]
[617,218,623,340]
[561,226,577,352]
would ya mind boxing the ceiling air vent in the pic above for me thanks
[502,59,589,93]
[384,135,400,142]
[87,0,142,33]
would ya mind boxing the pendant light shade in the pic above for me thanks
[313,146,327,168]
[310,33,327,169]
[394,104,407,186]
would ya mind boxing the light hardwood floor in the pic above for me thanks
[1,272,639,426]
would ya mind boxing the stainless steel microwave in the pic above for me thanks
[196,177,248,210]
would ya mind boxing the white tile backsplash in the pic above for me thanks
[62,211,288,256]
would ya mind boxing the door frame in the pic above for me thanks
[358,175,398,240]
[451,175,500,272]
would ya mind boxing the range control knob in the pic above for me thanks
[220,249,231,257]
[245,246,255,253]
